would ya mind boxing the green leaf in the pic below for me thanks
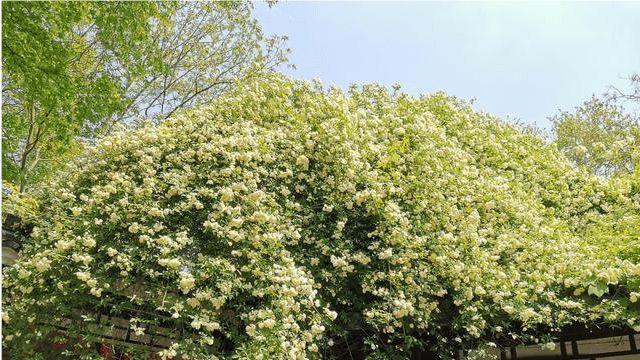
[587,282,608,298]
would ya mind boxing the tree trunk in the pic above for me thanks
[19,105,36,193]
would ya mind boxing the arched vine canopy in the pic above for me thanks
[3,75,640,359]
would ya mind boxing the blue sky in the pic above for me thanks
[253,2,640,129]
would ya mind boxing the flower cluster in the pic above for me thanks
[3,75,639,359]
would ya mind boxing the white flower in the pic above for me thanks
[167,258,181,269]
[391,299,414,318]
[34,257,52,272]
[133,325,145,336]
[82,237,96,248]
[463,287,474,301]
[330,255,348,268]
[128,222,140,234]
[324,308,338,320]
[187,298,201,307]
[179,272,196,294]
[220,188,234,202]
[148,208,164,217]
[354,192,367,206]
[252,211,270,224]
[246,324,257,337]
[18,268,31,279]
[573,145,588,156]
[204,321,220,332]
[378,248,393,260]
[75,271,91,282]
[296,155,309,170]
[520,308,537,321]
[230,218,244,228]
[247,190,264,204]
[55,240,74,251]
[259,318,276,329]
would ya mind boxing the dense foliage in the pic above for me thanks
[3,76,639,359]
[551,96,639,177]
[2,1,287,191]
[2,1,163,190]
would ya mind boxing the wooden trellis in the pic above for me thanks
[485,326,640,360]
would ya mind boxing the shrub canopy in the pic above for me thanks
[3,76,640,359]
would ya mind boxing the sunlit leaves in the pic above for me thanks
[551,96,639,177]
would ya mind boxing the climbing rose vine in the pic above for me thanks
[3,76,639,359]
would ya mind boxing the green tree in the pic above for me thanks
[2,2,164,191]
[2,1,288,191]
[550,96,639,177]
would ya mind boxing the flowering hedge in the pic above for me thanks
[3,76,639,359]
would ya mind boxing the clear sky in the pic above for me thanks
[253,2,640,129]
